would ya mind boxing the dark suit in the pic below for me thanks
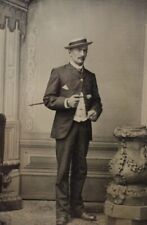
[43,63,102,221]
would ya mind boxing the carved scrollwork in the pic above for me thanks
[114,126,147,139]
[109,145,147,177]
[107,182,147,205]
[106,126,147,210]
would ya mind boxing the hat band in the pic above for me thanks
[69,39,87,46]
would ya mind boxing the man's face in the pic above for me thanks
[69,46,88,66]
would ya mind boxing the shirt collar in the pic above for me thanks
[69,60,84,71]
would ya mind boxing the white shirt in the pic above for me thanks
[74,92,88,122]
[69,60,83,71]
[64,61,88,122]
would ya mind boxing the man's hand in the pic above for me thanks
[88,110,98,121]
[67,94,80,108]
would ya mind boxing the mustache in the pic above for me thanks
[78,57,85,60]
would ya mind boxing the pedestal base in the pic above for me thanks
[0,192,22,211]
[105,201,147,225]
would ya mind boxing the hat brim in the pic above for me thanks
[64,41,93,49]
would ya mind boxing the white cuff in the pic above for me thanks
[64,98,70,108]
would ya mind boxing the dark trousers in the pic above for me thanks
[56,121,90,220]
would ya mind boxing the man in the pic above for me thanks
[43,37,102,225]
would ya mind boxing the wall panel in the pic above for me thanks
[20,139,117,201]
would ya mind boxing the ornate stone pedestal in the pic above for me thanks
[0,162,22,211]
[0,114,22,211]
[104,126,147,225]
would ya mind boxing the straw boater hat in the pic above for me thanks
[64,37,93,49]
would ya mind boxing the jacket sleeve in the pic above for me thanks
[43,69,66,110]
[90,74,103,120]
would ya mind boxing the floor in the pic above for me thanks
[0,201,106,225]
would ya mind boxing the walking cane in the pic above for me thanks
[29,102,44,106]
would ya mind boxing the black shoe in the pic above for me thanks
[56,221,67,225]
[56,222,67,225]
[73,211,96,221]
[56,215,70,225]
[80,211,96,221]
[0,222,6,225]
[56,219,67,225]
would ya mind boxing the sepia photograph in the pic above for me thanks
[0,0,147,224]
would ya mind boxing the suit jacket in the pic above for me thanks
[43,63,102,140]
